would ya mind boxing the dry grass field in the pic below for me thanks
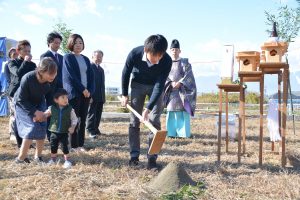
[0,114,300,200]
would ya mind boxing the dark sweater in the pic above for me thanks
[15,71,51,117]
[40,51,64,106]
[91,63,105,103]
[121,46,172,110]
[40,50,63,89]
[62,53,95,100]
[8,57,36,97]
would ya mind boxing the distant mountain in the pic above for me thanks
[195,72,300,95]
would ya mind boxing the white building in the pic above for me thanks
[106,87,119,95]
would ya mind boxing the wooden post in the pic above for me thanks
[273,72,282,152]
[259,75,264,166]
[278,73,282,137]
[242,79,246,155]
[226,92,229,153]
[282,66,288,167]
[217,84,241,163]
[238,79,243,163]
[218,88,223,162]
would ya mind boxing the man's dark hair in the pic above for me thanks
[144,34,168,55]
[47,31,63,47]
[53,88,68,99]
[17,40,31,51]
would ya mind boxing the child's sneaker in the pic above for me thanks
[15,157,30,164]
[48,159,56,165]
[70,148,79,153]
[63,160,72,169]
[34,157,44,164]
[78,147,87,152]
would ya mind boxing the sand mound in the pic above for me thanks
[287,150,300,168]
[148,162,196,193]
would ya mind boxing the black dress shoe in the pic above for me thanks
[89,134,97,139]
[147,157,158,170]
[96,129,101,135]
[129,157,139,166]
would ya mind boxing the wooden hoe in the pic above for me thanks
[118,96,167,155]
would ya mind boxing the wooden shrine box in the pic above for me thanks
[236,51,260,71]
[261,42,288,62]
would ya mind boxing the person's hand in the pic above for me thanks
[142,108,150,122]
[44,110,51,118]
[121,95,128,107]
[33,110,47,122]
[171,81,181,89]
[24,54,32,62]
[83,89,90,98]
[68,126,76,134]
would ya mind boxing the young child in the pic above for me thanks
[44,88,78,168]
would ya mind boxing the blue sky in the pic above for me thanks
[1,0,300,93]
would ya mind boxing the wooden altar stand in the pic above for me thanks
[238,71,264,165]
[216,84,244,162]
[259,62,289,167]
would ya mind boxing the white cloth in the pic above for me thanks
[267,99,281,142]
[215,114,236,140]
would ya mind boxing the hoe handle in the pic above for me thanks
[118,96,158,134]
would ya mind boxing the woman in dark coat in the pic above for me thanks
[62,34,94,152]
[15,57,57,163]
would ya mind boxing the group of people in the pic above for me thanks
[4,32,196,170]
[5,32,105,168]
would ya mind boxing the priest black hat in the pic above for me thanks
[170,39,180,49]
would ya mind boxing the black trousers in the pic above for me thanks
[12,119,22,148]
[69,95,90,148]
[45,84,62,142]
[86,101,104,135]
[50,132,69,154]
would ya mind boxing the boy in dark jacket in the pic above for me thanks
[44,88,78,168]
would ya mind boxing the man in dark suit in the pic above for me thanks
[86,50,105,138]
[40,31,63,93]
[40,31,63,141]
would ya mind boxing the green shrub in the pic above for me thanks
[106,95,117,101]
[161,182,205,200]
[197,91,266,104]
[117,107,130,113]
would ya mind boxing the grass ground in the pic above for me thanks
[0,115,299,200]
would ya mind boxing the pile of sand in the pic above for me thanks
[287,150,300,168]
[148,162,196,193]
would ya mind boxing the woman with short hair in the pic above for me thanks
[62,34,94,152]
[15,57,57,163]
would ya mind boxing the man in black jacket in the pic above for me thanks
[8,40,36,148]
[120,34,172,169]
[86,50,105,138]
